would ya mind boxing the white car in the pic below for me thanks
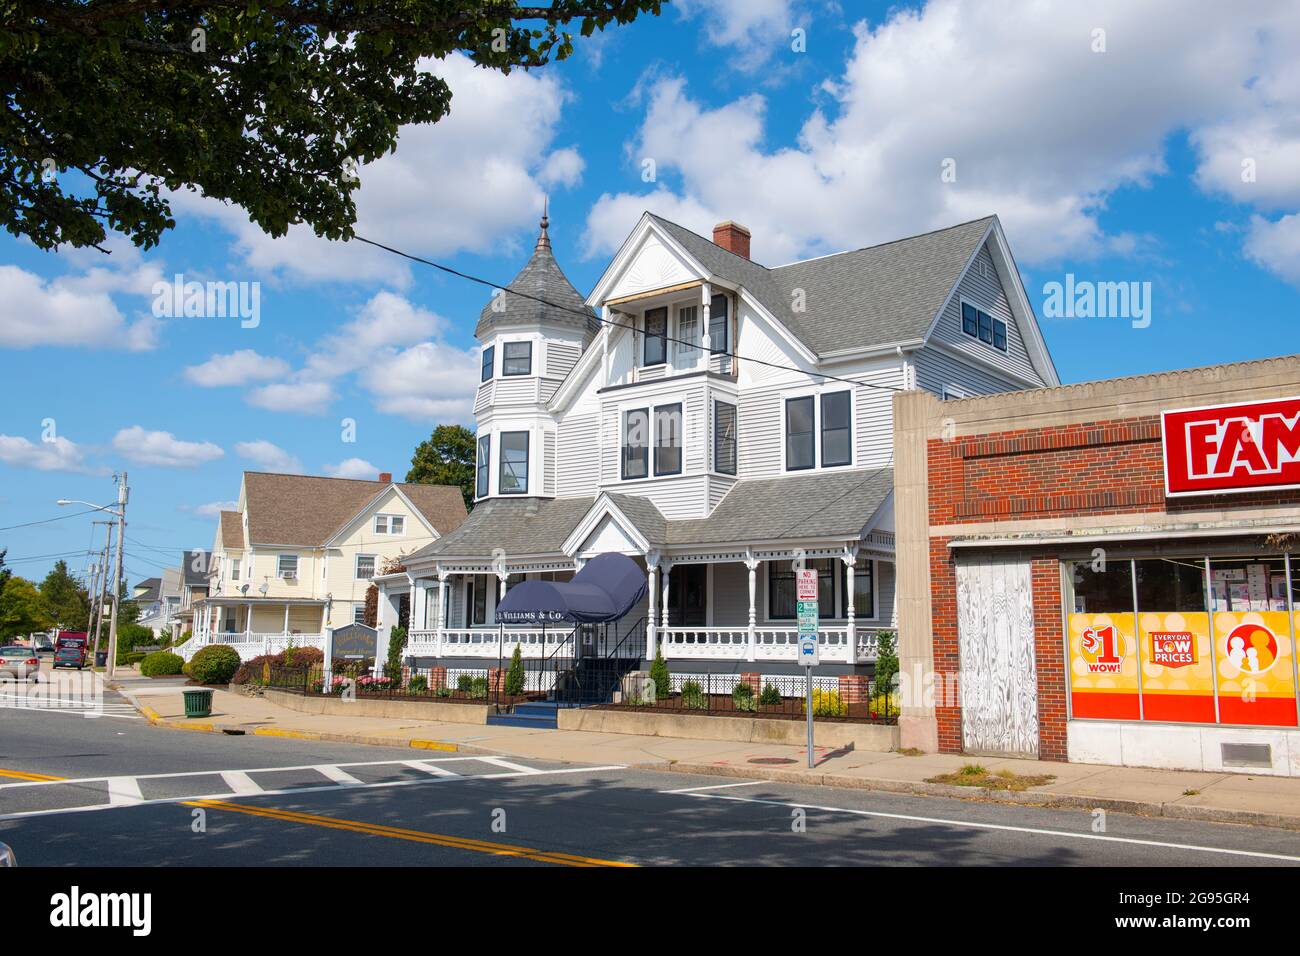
[0,646,42,681]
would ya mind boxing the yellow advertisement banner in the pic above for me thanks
[1067,613,1139,720]
[1137,612,1215,723]
[1215,611,1298,727]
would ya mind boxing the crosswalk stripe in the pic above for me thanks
[402,760,460,777]
[106,776,144,806]
[316,766,364,786]
[219,771,263,795]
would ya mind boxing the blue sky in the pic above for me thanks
[3,0,1300,586]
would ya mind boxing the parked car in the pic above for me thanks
[33,633,55,654]
[0,842,14,866]
[0,646,42,681]
[52,632,89,670]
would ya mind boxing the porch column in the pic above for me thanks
[745,551,759,662]
[699,284,711,371]
[842,546,858,659]
[245,602,252,639]
[408,573,425,633]
[436,568,449,655]
[646,556,659,659]
[282,603,290,635]
[660,560,672,633]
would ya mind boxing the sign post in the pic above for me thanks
[796,568,820,769]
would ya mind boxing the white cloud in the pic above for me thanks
[181,500,239,517]
[234,440,304,474]
[112,426,224,468]
[0,435,101,474]
[245,381,335,415]
[675,0,796,67]
[304,291,444,380]
[184,350,292,387]
[0,264,161,350]
[171,52,582,284]
[358,341,479,421]
[586,3,1300,268]
[323,457,381,480]
[1244,213,1300,287]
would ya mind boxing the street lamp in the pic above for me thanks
[57,475,128,681]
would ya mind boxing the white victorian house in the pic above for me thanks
[375,210,1057,687]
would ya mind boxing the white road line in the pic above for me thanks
[106,777,144,807]
[660,780,764,794]
[477,756,543,775]
[0,764,628,821]
[671,790,1300,864]
[402,761,460,777]
[0,756,504,791]
[219,771,263,796]
[316,765,364,786]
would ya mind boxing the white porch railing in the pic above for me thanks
[407,628,572,660]
[659,626,884,663]
[175,632,326,662]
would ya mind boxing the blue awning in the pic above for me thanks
[494,553,645,624]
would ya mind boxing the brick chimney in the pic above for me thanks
[712,221,751,259]
[378,472,392,483]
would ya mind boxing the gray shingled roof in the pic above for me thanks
[182,550,211,586]
[408,496,596,560]
[475,219,599,340]
[649,214,995,357]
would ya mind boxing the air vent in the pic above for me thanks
[1221,742,1272,769]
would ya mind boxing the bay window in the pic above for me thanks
[499,431,529,495]
[714,400,737,475]
[476,434,490,498]
[654,404,682,476]
[502,341,532,376]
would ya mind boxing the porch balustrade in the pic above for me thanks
[406,627,571,659]
[659,625,885,663]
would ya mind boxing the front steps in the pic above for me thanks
[486,701,562,729]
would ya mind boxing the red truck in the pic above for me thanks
[52,631,90,670]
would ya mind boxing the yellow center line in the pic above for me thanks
[186,800,635,867]
[0,768,65,782]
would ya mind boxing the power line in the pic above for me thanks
[351,234,906,394]
[0,508,101,532]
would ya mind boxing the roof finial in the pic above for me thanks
[536,195,551,250]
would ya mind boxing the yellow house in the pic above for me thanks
[178,470,466,660]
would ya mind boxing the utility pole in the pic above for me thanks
[88,521,113,661]
[105,473,128,681]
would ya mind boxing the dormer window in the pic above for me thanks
[709,294,729,354]
[481,345,494,382]
[643,308,667,366]
[502,341,532,376]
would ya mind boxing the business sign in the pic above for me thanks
[330,623,377,659]
[796,568,819,666]
[1162,396,1300,497]
[1149,631,1197,667]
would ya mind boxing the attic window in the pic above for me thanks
[374,514,404,535]
[961,301,1007,352]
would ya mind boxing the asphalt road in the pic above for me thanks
[3,683,1300,868]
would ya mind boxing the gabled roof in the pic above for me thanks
[648,213,997,358]
[407,496,596,560]
[219,511,244,550]
[240,472,468,547]
[475,212,599,340]
[132,578,161,602]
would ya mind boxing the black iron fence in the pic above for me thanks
[604,671,898,723]
[260,661,508,704]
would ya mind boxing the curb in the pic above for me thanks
[651,761,1300,832]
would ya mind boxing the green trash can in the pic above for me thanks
[182,688,213,719]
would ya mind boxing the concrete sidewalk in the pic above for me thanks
[111,675,1300,831]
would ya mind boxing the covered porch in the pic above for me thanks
[180,596,328,660]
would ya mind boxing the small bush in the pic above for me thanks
[649,650,669,700]
[188,644,241,685]
[759,683,782,706]
[504,644,525,696]
[408,674,429,694]
[808,688,847,718]
[231,646,325,685]
[457,674,488,699]
[680,679,706,710]
[731,681,757,712]
[873,630,899,698]
[139,651,184,677]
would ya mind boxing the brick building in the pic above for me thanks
[893,354,1300,776]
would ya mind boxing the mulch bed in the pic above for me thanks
[595,693,896,725]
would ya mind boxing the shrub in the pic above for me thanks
[457,673,488,699]
[873,630,899,699]
[384,625,407,682]
[124,651,147,666]
[139,651,184,677]
[680,679,706,710]
[809,688,847,718]
[649,650,669,700]
[231,646,325,685]
[731,681,757,712]
[115,623,154,664]
[759,683,782,706]
[408,674,429,695]
[188,644,241,685]
[504,644,525,697]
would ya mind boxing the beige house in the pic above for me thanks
[176,470,466,660]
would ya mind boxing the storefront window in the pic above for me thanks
[1134,558,1214,724]
[1208,556,1296,727]
[1070,559,1131,613]
[1066,560,1139,720]
[1135,558,1206,612]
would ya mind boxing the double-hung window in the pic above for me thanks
[820,391,852,467]
[677,306,700,361]
[467,577,488,626]
[230,558,240,581]
[502,341,532,376]
[643,308,667,366]
[785,396,815,471]
[374,514,404,535]
[481,345,494,382]
[768,559,835,619]
[708,294,729,354]
[622,408,649,480]
[654,404,683,476]
[499,431,529,495]
[476,434,490,498]
[961,301,1007,352]
[714,401,737,475]
[352,604,367,625]
[355,554,376,580]
[277,554,298,578]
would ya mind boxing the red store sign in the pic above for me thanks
[1162,396,1300,496]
